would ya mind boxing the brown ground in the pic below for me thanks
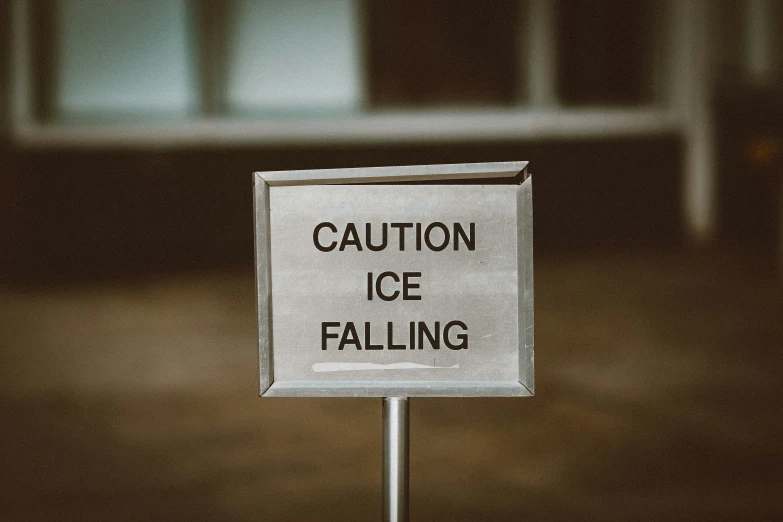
[1,249,781,521]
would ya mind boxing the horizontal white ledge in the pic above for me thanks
[11,108,681,148]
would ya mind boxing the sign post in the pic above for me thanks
[254,162,533,520]
[383,397,409,522]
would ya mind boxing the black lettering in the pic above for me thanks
[387,322,407,349]
[322,321,340,350]
[424,222,450,251]
[339,321,362,350]
[313,222,337,252]
[454,223,475,251]
[390,223,413,250]
[418,321,440,349]
[366,223,388,251]
[444,321,468,350]
[402,272,421,300]
[376,271,400,301]
[364,322,383,350]
[339,223,363,251]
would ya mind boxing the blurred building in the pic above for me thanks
[1,3,782,521]
[1,0,782,276]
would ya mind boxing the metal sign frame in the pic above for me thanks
[254,161,534,398]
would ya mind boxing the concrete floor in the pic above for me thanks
[1,249,781,521]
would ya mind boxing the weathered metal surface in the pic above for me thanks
[254,163,533,397]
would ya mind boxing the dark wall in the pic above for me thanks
[1,137,682,284]
[716,87,783,262]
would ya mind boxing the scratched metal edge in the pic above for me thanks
[257,161,528,186]
[519,174,534,394]
[263,381,532,398]
[258,163,532,398]
[255,174,274,395]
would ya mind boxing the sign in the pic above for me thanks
[254,162,533,397]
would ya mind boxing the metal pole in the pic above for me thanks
[382,397,409,522]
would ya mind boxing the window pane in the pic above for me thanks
[56,0,197,119]
[226,0,363,114]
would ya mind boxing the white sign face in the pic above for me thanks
[254,163,533,397]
